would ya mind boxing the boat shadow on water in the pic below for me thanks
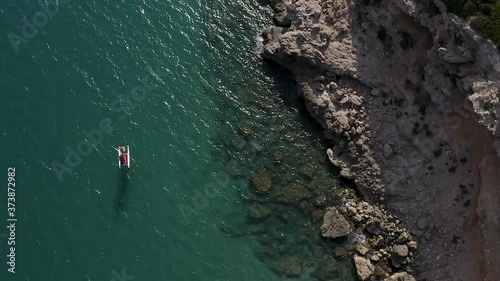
[114,170,131,219]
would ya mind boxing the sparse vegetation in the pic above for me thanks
[443,0,500,46]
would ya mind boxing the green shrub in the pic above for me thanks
[443,0,500,47]
[470,15,488,31]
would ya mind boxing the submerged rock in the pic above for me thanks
[245,224,267,235]
[354,255,375,281]
[297,229,309,243]
[231,136,246,150]
[275,255,303,277]
[238,119,254,139]
[250,173,272,193]
[313,195,327,207]
[320,208,352,238]
[312,259,347,281]
[248,203,272,220]
[311,208,326,222]
[276,183,312,203]
[273,151,285,163]
[301,163,316,178]
[298,200,312,215]
[334,246,348,257]
[254,246,276,263]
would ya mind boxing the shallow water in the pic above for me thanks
[0,0,356,280]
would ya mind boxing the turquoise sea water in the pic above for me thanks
[0,1,357,281]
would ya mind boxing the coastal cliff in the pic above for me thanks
[260,0,500,280]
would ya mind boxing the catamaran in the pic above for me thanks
[115,146,130,169]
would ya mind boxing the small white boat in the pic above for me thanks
[116,145,130,169]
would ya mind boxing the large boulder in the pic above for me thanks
[384,272,416,281]
[365,218,383,235]
[353,255,374,281]
[320,208,352,238]
[391,244,409,268]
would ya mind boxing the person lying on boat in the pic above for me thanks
[119,154,127,165]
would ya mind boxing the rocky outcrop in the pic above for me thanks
[338,197,418,278]
[262,0,500,197]
[391,244,409,268]
[320,207,351,238]
[261,0,500,280]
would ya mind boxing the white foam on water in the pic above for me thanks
[255,34,264,55]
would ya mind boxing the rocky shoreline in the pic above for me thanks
[321,193,419,280]
[259,0,500,280]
